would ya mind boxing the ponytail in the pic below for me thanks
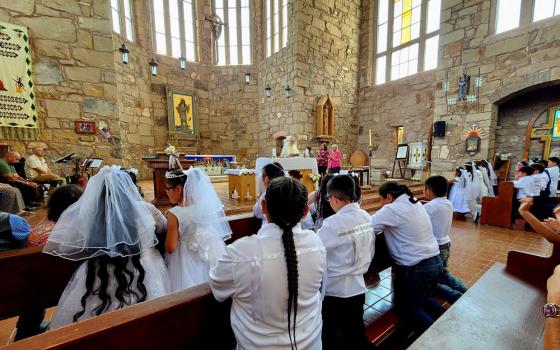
[265,177,308,350]
[378,181,418,204]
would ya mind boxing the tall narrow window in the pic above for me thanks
[495,0,560,34]
[151,0,198,61]
[533,0,560,22]
[265,0,288,57]
[495,0,522,33]
[375,0,441,84]
[111,0,135,42]
[213,0,251,65]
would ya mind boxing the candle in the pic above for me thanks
[369,129,372,147]
[272,148,276,157]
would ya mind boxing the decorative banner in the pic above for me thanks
[0,21,38,140]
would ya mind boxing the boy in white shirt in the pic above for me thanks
[547,157,560,197]
[424,176,467,303]
[317,175,374,350]
[372,182,443,331]
[513,166,535,200]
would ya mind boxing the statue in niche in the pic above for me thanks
[316,95,335,141]
[458,72,471,101]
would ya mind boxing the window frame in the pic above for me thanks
[212,0,253,65]
[373,0,441,85]
[492,0,560,35]
[264,0,288,58]
[150,0,199,62]
[111,0,135,43]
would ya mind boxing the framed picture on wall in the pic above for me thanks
[166,88,198,140]
[75,121,96,134]
[395,144,408,160]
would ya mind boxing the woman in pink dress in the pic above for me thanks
[327,144,342,174]
[316,143,329,177]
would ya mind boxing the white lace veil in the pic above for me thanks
[487,159,499,185]
[183,167,232,241]
[469,162,481,200]
[43,166,157,260]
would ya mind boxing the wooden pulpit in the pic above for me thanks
[143,153,195,205]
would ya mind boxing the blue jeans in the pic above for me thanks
[393,255,444,330]
[436,246,468,303]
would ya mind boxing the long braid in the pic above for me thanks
[266,177,307,350]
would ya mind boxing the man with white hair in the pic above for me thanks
[25,147,65,186]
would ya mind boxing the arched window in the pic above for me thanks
[495,0,560,34]
[214,0,252,65]
[111,0,134,42]
[151,0,197,62]
[265,0,288,57]
[374,0,441,85]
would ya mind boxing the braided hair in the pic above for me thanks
[378,181,418,204]
[265,177,307,350]
[315,174,336,224]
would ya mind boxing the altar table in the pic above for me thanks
[224,169,257,202]
[142,153,194,205]
[255,157,318,194]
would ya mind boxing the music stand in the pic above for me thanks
[82,157,103,176]
[53,153,76,183]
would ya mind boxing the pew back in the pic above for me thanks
[480,181,514,228]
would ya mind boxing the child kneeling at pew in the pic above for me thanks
[512,166,536,216]
[423,176,467,303]
[210,177,326,350]
[43,166,170,328]
[317,175,374,350]
[372,182,444,331]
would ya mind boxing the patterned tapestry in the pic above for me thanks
[0,21,38,140]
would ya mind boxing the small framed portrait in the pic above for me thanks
[75,121,96,134]
[395,144,409,160]
[465,136,480,156]
[166,88,198,140]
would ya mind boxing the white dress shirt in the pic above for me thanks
[548,166,559,197]
[209,223,326,350]
[513,175,535,200]
[372,194,440,266]
[423,197,452,246]
[25,154,48,179]
[253,192,267,225]
[532,173,548,196]
[317,203,375,298]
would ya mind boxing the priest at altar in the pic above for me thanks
[280,136,300,157]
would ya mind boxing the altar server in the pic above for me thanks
[210,177,326,350]
[164,168,231,292]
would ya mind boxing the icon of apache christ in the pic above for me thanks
[176,98,191,129]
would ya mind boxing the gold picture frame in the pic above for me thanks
[166,88,198,140]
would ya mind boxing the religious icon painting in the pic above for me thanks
[166,88,198,140]
[464,124,483,156]
[75,121,96,134]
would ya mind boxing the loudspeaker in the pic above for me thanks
[433,121,446,137]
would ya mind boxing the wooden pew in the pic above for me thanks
[0,217,397,349]
[480,181,515,228]
[409,242,559,349]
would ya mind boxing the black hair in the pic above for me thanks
[425,175,448,197]
[518,166,534,175]
[549,157,560,166]
[454,166,464,177]
[531,163,545,173]
[326,175,357,202]
[378,181,418,204]
[262,162,285,181]
[538,160,549,168]
[476,160,491,177]
[314,174,336,224]
[121,168,144,197]
[518,161,529,167]
[73,255,147,322]
[47,185,83,222]
[265,177,307,350]
[165,170,188,188]
[352,175,361,202]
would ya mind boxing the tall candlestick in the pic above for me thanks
[369,129,372,147]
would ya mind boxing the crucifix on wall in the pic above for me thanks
[316,95,335,142]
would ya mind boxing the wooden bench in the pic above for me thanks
[409,242,560,349]
[0,215,400,349]
[480,181,515,228]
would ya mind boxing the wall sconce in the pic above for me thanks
[179,56,187,70]
[284,85,292,98]
[244,72,251,84]
[119,44,129,64]
[265,85,272,97]
[149,58,158,76]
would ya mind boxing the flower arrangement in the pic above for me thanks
[309,173,321,182]
[495,152,512,161]
[383,170,392,178]
[164,144,183,170]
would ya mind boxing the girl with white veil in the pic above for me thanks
[44,166,170,329]
[466,162,483,222]
[448,167,470,215]
[164,167,231,292]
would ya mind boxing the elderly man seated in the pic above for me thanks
[25,147,65,187]
[0,151,40,207]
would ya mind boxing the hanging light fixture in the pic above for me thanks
[118,44,129,64]
[179,56,187,70]
[149,58,158,76]
[244,72,251,84]
[265,84,272,98]
[284,85,292,98]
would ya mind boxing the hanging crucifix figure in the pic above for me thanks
[458,72,471,101]
[204,15,225,62]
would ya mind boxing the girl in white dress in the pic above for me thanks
[465,163,483,222]
[164,168,231,292]
[448,167,470,214]
[44,166,170,329]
